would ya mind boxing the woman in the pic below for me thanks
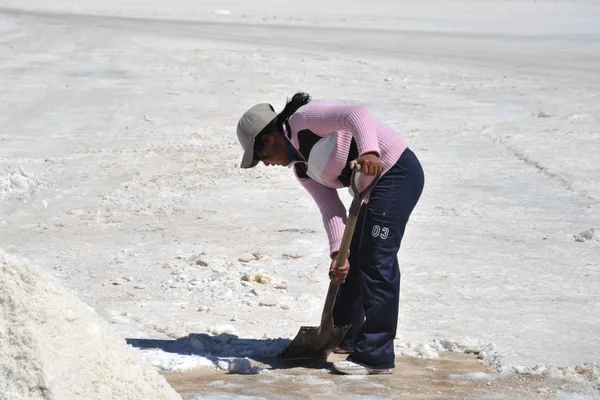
[235,92,425,375]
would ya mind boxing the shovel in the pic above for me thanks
[278,165,381,360]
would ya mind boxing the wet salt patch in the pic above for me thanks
[195,396,268,400]
[206,380,244,389]
[448,371,497,381]
[348,397,396,400]
[341,375,367,380]
[365,381,387,389]
[556,392,600,400]
[303,377,330,385]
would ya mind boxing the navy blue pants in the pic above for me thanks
[332,148,424,369]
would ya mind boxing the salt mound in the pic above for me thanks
[0,248,181,400]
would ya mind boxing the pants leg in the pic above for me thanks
[347,148,424,369]
[332,204,367,348]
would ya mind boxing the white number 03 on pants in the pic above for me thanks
[371,225,389,239]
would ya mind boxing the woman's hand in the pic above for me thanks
[329,255,350,284]
[350,152,382,176]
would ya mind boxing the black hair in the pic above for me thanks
[274,91,312,128]
[253,91,312,161]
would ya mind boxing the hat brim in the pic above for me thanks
[240,140,259,168]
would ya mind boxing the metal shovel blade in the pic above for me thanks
[278,320,351,360]
[278,281,351,360]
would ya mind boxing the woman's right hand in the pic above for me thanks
[329,254,350,284]
[350,152,382,176]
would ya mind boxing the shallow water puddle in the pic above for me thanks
[162,352,578,399]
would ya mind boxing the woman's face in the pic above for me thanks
[256,135,291,167]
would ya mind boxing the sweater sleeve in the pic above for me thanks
[295,175,347,258]
[294,102,380,157]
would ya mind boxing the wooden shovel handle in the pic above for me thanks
[322,167,382,324]
[334,166,381,269]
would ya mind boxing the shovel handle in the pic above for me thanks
[322,166,382,325]
[334,165,381,269]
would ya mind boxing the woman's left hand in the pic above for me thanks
[329,256,350,284]
[351,153,382,176]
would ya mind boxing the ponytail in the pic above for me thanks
[275,91,312,126]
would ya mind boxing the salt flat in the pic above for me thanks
[1,1,599,398]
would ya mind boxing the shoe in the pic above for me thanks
[333,360,393,375]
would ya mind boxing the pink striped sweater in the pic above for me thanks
[282,101,408,257]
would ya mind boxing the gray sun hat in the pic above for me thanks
[236,103,278,168]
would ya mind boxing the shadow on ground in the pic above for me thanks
[126,333,333,372]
